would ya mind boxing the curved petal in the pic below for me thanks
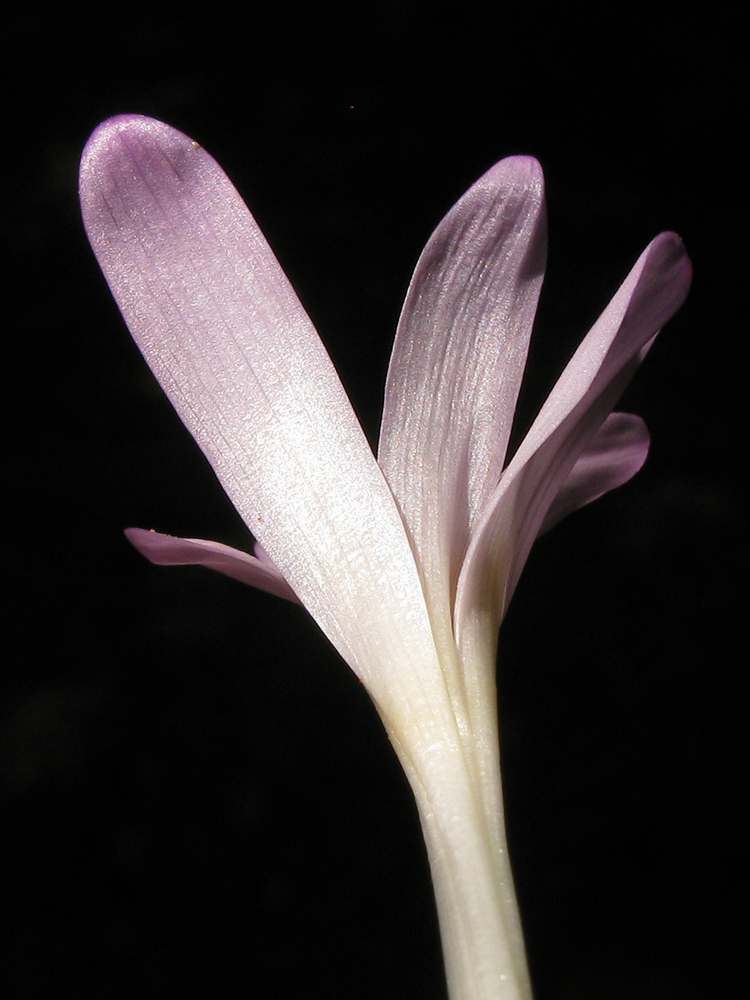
[125,527,300,602]
[80,115,446,719]
[456,230,692,667]
[538,411,650,534]
[378,155,546,635]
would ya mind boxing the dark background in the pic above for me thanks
[3,4,743,998]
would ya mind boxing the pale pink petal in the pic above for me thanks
[80,116,445,712]
[456,231,691,662]
[125,528,300,602]
[378,156,546,632]
[538,412,650,534]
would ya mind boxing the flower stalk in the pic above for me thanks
[80,115,691,999]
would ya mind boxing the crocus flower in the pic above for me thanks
[80,114,691,1000]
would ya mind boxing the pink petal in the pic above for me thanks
[125,528,300,603]
[538,412,650,534]
[378,156,546,629]
[80,116,443,707]
[456,231,692,657]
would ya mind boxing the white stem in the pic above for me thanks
[386,727,533,1000]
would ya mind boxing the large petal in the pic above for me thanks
[80,115,447,723]
[125,528,300,602]
[378,156,546,637]
[538,411,650,534]
[456,231,692,666]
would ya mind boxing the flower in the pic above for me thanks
[79,114,691,1000]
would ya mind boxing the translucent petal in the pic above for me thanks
[80,115,444,714]
[125,528,300,602]
[456,231,692,662]
[378,156,546,630]
[538,411,650,534]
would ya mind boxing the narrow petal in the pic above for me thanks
[538,411,650,534]
[125,528,300,602]
[378,156,546,632]
[80,115,448,721]
[456,231,691,664]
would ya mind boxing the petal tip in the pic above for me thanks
[79,114,194,190]
[81,114,152,163]
[478,154,544,197]
[642,230,693,311]
[84,113,171,147]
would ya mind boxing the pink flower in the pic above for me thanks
[80,115,691,1000]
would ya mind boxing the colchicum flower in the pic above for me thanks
[80,115,691,1000]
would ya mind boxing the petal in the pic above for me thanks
[125,528,300,603]
[456,231,691,663]
[80,115,447,719]
[378,156,546,633]
[538,411,650,534]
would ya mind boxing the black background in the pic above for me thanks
[3,4,743,998]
